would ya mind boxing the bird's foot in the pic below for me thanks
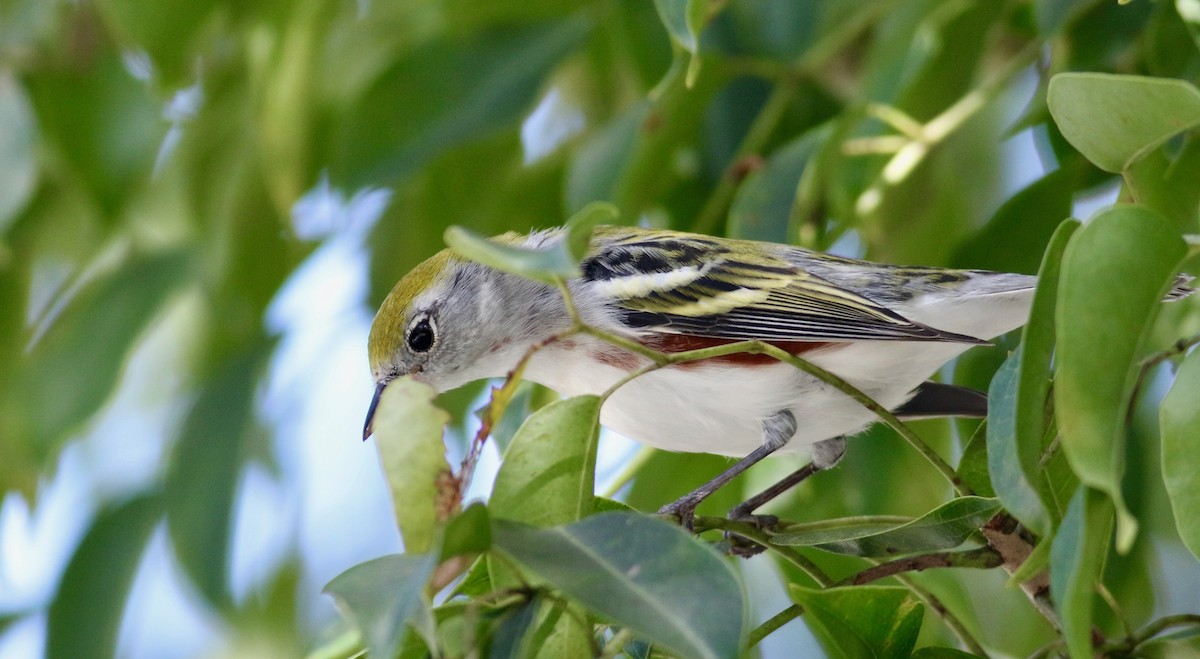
[657,497,701,532]
[721,506,780,557]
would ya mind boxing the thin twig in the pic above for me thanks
[694,516,834,587]
[834,547,1003,587]
[1124,333,1200,428]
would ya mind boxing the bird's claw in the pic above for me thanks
[658,499,699,532]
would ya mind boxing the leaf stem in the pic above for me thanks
[746,605,804,648]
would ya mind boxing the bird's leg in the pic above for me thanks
[725,436,847,557]
[658,411,796,531]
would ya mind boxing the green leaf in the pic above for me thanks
[1139,633,1200,658]
[987,351,1051,536]
[1050,488,1113,659]
[1055,205,1186,551]
[770,497,1002,557]
[492,513,744,659]
[789,584,924,659]
[565,102,650,213]
[1048,73,1200,172]
[166,342,273,611]
[652,0,708,84]
[93,0,217,85]
[911,648,982,659]
[440,502,492,561]
[444,202,616,285]
[727,129,825,243]
[1034,0,1093,35]
[488,598,539,659]
[956,424,995,497]
[953,170,1076,274]
[519,600,593,659]
[1181,0,1200,51]
[332,18,589,185]
[373,377,453,554]
[653,0,701,52]
[323,553,438,659]
[1124,138,1200,232]
[1160,349,1200,562]
[564,202,619,262]
[0,71,37,233]
[490,395,601,527]
[47,494,162,659]
[1015,219,1080,522]
[18,250,190,449]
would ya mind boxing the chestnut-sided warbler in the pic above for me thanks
[362,225,1070,525]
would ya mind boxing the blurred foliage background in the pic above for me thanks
[2,0,1200,656]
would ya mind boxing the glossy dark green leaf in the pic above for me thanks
[47,494,162,659]
[374,377,453,555]
[789,584,924,659]
[0,71,37,233]
[490,395,601,527]
[770,497,1001,557]
[1055,205,1185,550]
[953,170,1075,274]
[1160,349,1200,562]
[517,600,593,659]
[18,250,190,449]
[323,553,438,659]
[1048,73,1200,172]
[727,129,825,243]
[488,598,539,659]
[1049,488,1113,659]
[445,203,616,285]
[166,342,273,611]
[492,513,744,659]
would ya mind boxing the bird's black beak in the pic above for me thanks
[363,381,386,441]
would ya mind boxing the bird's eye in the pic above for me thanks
[407,317,435,353]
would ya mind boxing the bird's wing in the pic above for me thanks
[581,228,983,344]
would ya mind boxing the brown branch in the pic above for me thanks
[834,547,1003,587]
[980,513,1058,629]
